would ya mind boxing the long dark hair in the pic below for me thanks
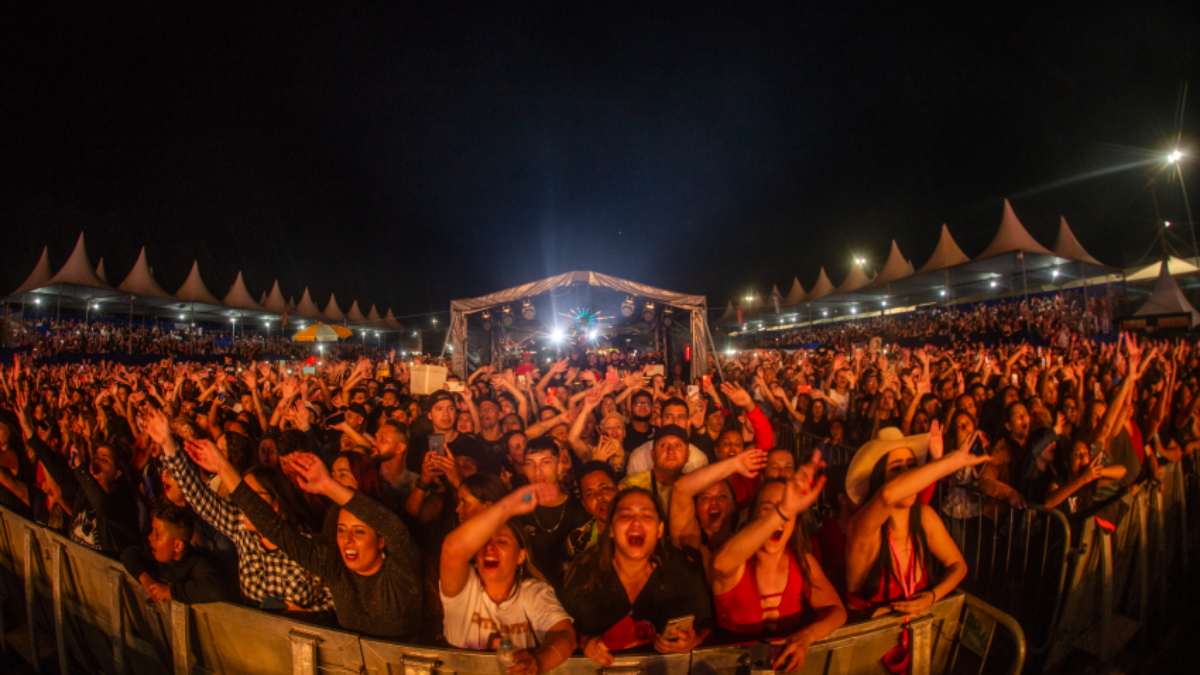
[566,487,665,593]
[861,455,928,598]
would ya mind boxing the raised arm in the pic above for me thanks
[669,450,766,550]
[440,484,542,598]
[850,425,988,543]
[711,457,825,594]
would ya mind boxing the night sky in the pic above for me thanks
[2,6,1197,319]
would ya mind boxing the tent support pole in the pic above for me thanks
[704,313,724,382]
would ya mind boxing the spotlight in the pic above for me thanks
[881,299,888,307]
[33,297,41,306]
[90,303,98,310]
[939,289,947,297]
[230,317,237,324]
[431,316,438,326]
[549,326,566,344]
[521,299,535,320]
[662,308,673,327]
[1167,149,1184,164]
[1165,220,1172,228]
[587,328,599,341]
[620,296,636,318]
[481,310,492,330]
[724,347,737,356]
[374,331,380,337]
[642,301,656,323]
[501,305,514,326]
[411,331,419,338]
[178,313,185,320]
[1051,269,1059,279]
[318,344,325,354]
[821,310,828,317]
[850,307,858,315]
[989,280,998,289]
[447,344,454,352]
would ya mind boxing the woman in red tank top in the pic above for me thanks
[845,424,982,618]
[711,457,846,673]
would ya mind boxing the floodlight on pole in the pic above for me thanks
[1168,149,1185,164]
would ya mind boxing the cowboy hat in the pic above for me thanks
[844,426,930,505]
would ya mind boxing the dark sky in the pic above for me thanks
[2,5,1197,318]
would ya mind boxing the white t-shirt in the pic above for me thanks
[625,440,708,475]
[441,571,572,650]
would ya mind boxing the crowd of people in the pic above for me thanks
[747,291,1114,349]
[3,318,386,361]
[0,290,1191,672]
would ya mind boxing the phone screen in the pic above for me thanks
[429,434,446,456]
[969,436,986,456]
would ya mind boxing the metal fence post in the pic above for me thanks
[51,542,67,675]
[1099,529,1114,662]
[108,568,126,675]
[288,630,319,675]
[170,601,191,675]
[22,526,39,673]
[909,615,935,675]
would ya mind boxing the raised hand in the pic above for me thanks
[183,438,225,474]
[282,452,333,494]
[734,449,768,478]
[720,381,755,411]
[780,451,826,518]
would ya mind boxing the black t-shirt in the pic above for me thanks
[624,423,654,453]
[561,546,713,639]
[515,496,591,590]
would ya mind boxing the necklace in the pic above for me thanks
[532,503,567,534]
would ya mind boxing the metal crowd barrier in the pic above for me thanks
[944,461,1196,672]
[0,505,1026,675]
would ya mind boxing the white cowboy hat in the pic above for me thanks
[844,426,930,505]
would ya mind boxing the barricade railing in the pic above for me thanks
[0,505,1026,675]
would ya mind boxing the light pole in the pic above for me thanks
[1167,149,1197,265]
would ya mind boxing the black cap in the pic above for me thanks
[428,390,455,408]
[347,403,369,418]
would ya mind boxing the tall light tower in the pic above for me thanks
[1167,149,1197,265]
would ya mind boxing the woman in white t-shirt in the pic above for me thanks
[440,484,577,675]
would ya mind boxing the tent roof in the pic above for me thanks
[869,240,915,287]
[347,300,367,323]
[118,247,173,299]
[783,277,807,306]
[770,284,782,301]
[1126,256,1200,282]
[449,270,707,314]
[835,264,873,295]
[262,280,288,315]
[808,267,835,300]
[384,308,402,329]
[175,261,222,305]
[1053,216,1103,266]
[367,304,382,322]
[295,288,322,319]
[47,232,109,289]
[322,293,346,322]
[1133,260,1200,325]
[258,290,267,305]
[718,301,735,323]
[918,224,971,273]
[976,199,1053,259]
[95,258,109,285]
[11,246,53,295]
[222,271,262,311]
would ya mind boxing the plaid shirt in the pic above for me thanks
[161,452,334,610]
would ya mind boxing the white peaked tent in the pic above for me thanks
[769,284,783,313]
[118,247,173,299]
[384,309,403,330]
[808,268,835,300]
[175,261,222,306]
[1133,260,1200,327]
[346,300,367,323]
[1126,256,1200,282]
[95,258,109,285]
[288,296,297,311]
[1052,216,1103,266]
[222,272,262,312]
[47,232,110,290]
[295,288,322,319]
[718,301,735,323]
[835,264,873,295]
[322,293,346,322]
[783,278,807,306]
[367,304,383,323]
[11,246,53,296]
[262,280,289,315]
[869,240,915,288]
[258,290,267,305]
[918,224,971,274]
[976,198,1054,260]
